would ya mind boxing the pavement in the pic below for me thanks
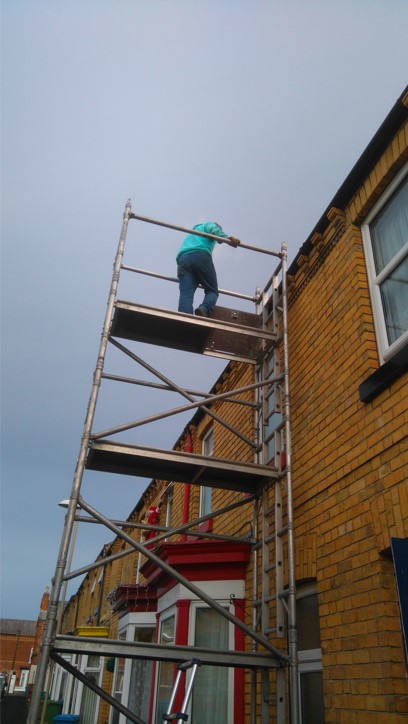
[1,693,29,724]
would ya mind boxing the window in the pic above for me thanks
[111,632,126,724]
[391,538,408,662]
[362,163,408,361]
[296,584,325,724]
[126,626,155,723]
[190,606,230,724]
[79,655,102,724]
[164,484,173,541]
[110,622,155,724]
[199,429,213,518]
[155,613,176,721]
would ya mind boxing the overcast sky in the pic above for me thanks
[1,0,407,621]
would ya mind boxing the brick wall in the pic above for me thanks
[0,633,34,674]
[286,118,408,721]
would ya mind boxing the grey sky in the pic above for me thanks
[1,0,407,620]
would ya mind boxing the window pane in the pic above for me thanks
[126,627,155,723]
[134,626,155,644]
[79,656,101,724]
[200,431,213,516]
[86,655,100,669]
[202,430,214,456]
[199,486,212,516]
[371,177,408,273]
[297,593,321,651]
[111,658,125,724]
[192,608,228,724]
[379,255,408,344]
[156,615,175,721]
[300,671,325,724]
[79,672,99,723]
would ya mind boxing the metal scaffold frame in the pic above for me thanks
[27,201,298,724]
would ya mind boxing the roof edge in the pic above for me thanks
[288,85,408,277]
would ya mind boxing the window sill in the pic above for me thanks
[359,343,408,403]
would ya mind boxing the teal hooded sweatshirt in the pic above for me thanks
[176,222,228,261]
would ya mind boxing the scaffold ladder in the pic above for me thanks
[252,250,298,723]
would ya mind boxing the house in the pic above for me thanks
[0,618,36,693]
[48,86,407,723]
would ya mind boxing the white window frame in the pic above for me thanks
[110,613,156,724]
[361,161,408,363]
[187,601,234,724]
[60,653,79,715]
[199,429,213,517]
[296,583,324,724]
[153,607,177,722]
[110,629,127,724]
[50,655,71,703]
[72,654,103,723]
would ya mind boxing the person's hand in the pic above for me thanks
[228,236,241,247]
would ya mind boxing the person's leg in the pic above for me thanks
[193,252,219,315]
[177,255,197,314]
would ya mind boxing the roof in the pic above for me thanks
[288,85,408,277]
[0,619,37,636]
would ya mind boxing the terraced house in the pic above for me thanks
[29,86,408,724]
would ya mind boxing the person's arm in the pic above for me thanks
[204,222,241,247]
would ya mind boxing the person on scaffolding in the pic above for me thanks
[177,222,240,317]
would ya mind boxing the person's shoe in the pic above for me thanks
[195,306,209,317]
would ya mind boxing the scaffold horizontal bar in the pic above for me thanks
[92,376,281,440]
[129,213,282,258]
[50,653,144,724]
[63,494,256,581]
[54,636,284,669]
[101,373,257,407]
[121,265,257,302]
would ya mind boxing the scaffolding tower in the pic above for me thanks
[27,201,298,724]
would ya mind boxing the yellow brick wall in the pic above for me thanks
[286,119,408,721]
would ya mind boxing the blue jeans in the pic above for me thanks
[177,251,219,315]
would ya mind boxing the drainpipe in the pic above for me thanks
[181,433,193,542]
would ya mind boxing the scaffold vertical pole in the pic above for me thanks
[26,199,133,724]
[281,241,299,724]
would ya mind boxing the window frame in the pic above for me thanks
[187,601,234,724]
[74,654,102,723]
[153,608,177,722]
[199,429,214,528]
[361,160,408,362]
[296,583,324,724]
[110,616,156,724]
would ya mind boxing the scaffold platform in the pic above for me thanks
[86,440,278,493]
[110,301,275,363]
